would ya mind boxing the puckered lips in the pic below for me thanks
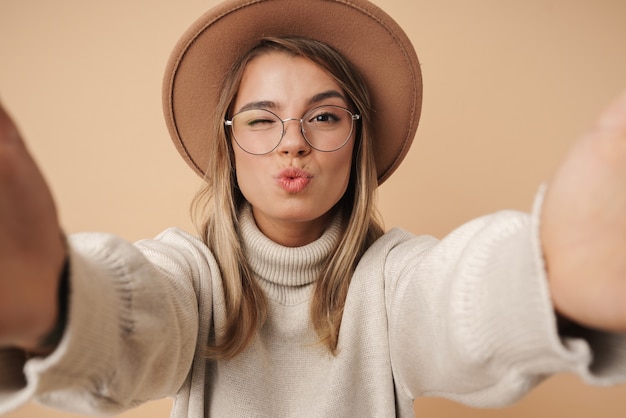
[277,167,312,193]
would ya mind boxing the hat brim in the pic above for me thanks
[163,0,422,184]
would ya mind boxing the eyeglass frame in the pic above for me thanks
[224,105,361,155]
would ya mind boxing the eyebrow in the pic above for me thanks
[306,90,347,106]
[236,90,347,113]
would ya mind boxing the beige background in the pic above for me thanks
[1,0,626,417]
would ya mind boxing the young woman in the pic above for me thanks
[1,0,626,417]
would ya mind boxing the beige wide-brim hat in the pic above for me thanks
[163,0,422,184]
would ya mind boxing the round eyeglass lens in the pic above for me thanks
[302,106,356,152]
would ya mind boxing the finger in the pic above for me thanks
[573,90,626,172]
[594,89,626,134]
[598,91,626,130]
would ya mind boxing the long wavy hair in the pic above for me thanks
[192,36,384,360]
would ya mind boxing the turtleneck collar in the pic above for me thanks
[239,204,343,288]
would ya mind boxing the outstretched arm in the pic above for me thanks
[0,103,204,415]
[542,90,626,332]
[0,103,66,351]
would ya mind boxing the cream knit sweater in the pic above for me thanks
[1,203,626,417]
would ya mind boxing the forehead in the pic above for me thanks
[242,50,333,80]
[234,51,346,110]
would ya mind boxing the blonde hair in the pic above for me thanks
[192,36,384,359]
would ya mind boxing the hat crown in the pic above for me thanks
[163,0,422,184]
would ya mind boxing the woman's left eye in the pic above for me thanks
[310,113,339,123]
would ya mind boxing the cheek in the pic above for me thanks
[338,142,356,179]
[233,151,259,196]
[326,144,355,193]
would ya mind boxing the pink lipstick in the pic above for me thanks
[277,168,312,193]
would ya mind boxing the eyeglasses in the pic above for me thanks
[225,105,360,155]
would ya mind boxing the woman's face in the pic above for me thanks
[231,51,355,247]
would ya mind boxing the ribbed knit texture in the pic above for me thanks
[240,204,342,304]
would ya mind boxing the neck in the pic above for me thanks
[251,208,334,247]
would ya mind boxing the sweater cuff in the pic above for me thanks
[0,235,130,414]
[454,185,626,407]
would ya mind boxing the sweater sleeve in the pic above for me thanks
[386,192,626,408]
[0,228,214,416]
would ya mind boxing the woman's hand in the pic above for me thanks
[0,103,66,350]
[541,90,626,332]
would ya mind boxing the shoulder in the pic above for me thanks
[354,228,438,283]
[365,227,438,263]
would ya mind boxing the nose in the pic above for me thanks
[277,118,311,156]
